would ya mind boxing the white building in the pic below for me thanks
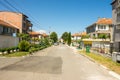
[86,18,113,39]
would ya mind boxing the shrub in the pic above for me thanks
[44,38,50,46]
[18,40,30,51]
[6,48,11,54]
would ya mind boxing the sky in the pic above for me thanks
[0,0,112,37]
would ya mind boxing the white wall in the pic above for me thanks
[72,36,81,40]
[106,25,109,30]
[95,25,98,31]
[0,35,19,48]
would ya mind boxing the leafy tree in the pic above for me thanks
[17,33,30,41]
[50,32,58,43]
[67,32,71,46]
[44,38,50,46]
[61,32,69,43]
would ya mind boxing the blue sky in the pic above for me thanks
[0,0,112,37]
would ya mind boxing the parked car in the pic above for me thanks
[54,42,59,46]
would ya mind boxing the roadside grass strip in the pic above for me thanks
[0,52,30,57]
[79,50,120,74]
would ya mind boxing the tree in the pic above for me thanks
[17,33,30,41]
[44,38,50,46]
[50,32,58,43]
[61,32,69,43]
[67,32,71,46]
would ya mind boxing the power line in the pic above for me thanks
[0,0,15,11]
[11,0,43,30]
[4,0,20,12]
[0,0,43,30]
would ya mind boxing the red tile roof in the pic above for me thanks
[96,18,112,24]
[42,33,48,37]
[29,31,40,36]
[29,31,48,37]
[72,32,86,37]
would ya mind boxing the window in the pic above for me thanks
[98,25,106,30]
[98,25,100,30]
[0,26,3,34]
[3,27,8,33]
[101,25,103,29]
[8,28,11,33]
[103,25,106,30]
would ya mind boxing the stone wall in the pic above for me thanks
[0,35,19,48]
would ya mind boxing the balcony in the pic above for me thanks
[26,20,32,27]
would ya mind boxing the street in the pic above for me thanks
[0,45,119,80]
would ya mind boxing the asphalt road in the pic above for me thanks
[0,44,119,80]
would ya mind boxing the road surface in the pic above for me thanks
[0,45,119,80]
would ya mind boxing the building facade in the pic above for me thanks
[29,31,48,44]
[111,0,120,52]
[0,11,32,34]
[85,18,113,54]
[86,18,112,39]
[0,20,19,48]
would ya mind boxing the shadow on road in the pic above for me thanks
[0,56,63,74]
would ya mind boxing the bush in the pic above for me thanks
[44,38,50,46]
[6,48,11,54]
[1,48,6,53]
[31,44,41,48]
[18,40,30,51]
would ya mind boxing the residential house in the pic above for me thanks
[0,20,19,48]
[0,11,32,48]
[72,32,86,40]
[111,0,120,52]
[29,31,48,44]
[72,32,86,47]
[0,11,32,34]
[86,18,112,38]
[85,18,113,54]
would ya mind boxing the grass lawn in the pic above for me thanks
[0,52,30,57]
[79,50,120,74]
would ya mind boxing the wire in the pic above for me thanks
[4,0,20,12]
[11,0,43,30]
[0,0,43,30]
[0,0,15,11]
